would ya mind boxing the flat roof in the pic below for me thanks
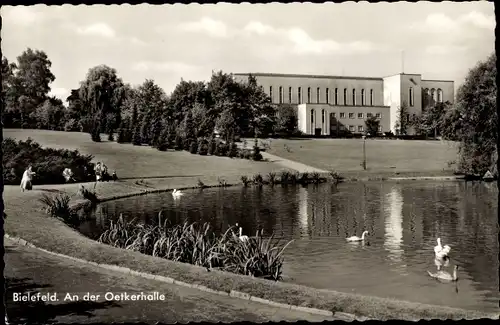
[421,79,454,83]
[233,72,383,81]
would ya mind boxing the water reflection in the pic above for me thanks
[383,186,404,265]
[81,181,499,312]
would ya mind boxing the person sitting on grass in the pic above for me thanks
[62,168,74,182]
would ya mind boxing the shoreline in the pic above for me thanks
[4,179,498,321]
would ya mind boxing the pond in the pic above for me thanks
[78,181,499,313]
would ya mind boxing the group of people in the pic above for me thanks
[94,162,117,182]
[19,162,118,193]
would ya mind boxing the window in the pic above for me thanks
[298,87,302,104]
[322,109,325,124]
[431,88,436,102]
[326,88,329,104]
[352,89,356,106]
[279,86,283,104]
[288,87,292,103]
[331,112,336,118]
[349,113,355,119]
[310,109,315,124]
[375,113,381,118]
[378,125,382,132]
[367,113,373,118]
[335,88,338,105]
[317,87,320,103]
[361,89,365,106]
[343,88,347,105]
[409,87,414,107]
[370,89,374,106]
[349,125,355,132]
[269,86,273,102]
[307,87,311,103]
[358,113,364,119]
[340,112,346,119]
[437,88,443,102]
[358,125,364,132]
[406,113,410,122]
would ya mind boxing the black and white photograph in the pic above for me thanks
[1,1,498,323]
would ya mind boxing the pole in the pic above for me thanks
[362,136,367,170]
[402,50,405,74]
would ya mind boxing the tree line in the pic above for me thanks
[1,48,497,176]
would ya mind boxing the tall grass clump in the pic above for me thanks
[241,175,251,187]
[39,193,82,227]
[329,170,343,185]
[310,172,322,184]
[279,170,291,185]
[97,213,293,281]
[78,185,99,204]
[252,173,264,186]
[267,172,277,185]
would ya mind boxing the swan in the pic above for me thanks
[434,238,451,258]
[238,227,249,242]
[346,231,369,242]
[172,189,184,197]
[427,265,459,282]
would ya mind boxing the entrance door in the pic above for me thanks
[314,128,322,136]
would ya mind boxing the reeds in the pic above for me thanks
[241,171,332,187]
[78,185,99,204]
[98,212,294,281]
[39,193,82,227]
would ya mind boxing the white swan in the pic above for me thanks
[434,238,451,259]
[427,265,459,282]
[346,231,369,242]
[172,189,184,197]
[238,227,249,242]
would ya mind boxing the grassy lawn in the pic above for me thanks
[4,129,291,189]
[262,138,459,178]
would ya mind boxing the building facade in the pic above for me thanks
[233,72,454,136]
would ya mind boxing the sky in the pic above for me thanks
[1,2,495,103]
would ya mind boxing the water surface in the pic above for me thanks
[79,181,499,313]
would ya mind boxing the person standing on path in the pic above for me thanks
[20,166,36,192]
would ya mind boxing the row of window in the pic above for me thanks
[331,125,383,133]
[270,86,375,106]
[424,88,443,103]
[310,110,382,125]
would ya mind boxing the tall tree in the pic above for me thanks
[79,65,126,132]
[4,49,56,128]
[274,104,298,136]
[442,53,497,176]
[394,101,410,135]
[364,116,380,136]
[1,56,17,127]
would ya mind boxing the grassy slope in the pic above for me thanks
[3,129,495,320]
[263,138,459,177]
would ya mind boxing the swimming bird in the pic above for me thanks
[172,189,184,197]
[346,231,369,242]
[427,265,459,282]
[238,227,249,242]
[434,238,451,259]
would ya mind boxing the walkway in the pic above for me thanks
[5,239,336,323]
[261,151,329,173]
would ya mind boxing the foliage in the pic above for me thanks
[364,116,380,136]
[132,124,142,146]
[189,138,199,154]
[252,138,263,161]
[410,102,452,138]
[156,128,170,151]
[394,101,410,135]
[116,124,126,144]
[2,137,95,185]
[228,141,238,158]
[273,104,298,136]
[207,136,217,155]
[442,53,497,176]
[98,214,293,281]
[174,134,183,151]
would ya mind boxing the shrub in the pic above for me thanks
[253,173,264,186]
[64,119,79,132]
[238,149,252,160]
[208,137,217,155]
[183,137,193,151]
[189,139,198,154]
[132,125,142,146]
[252,138,263,161]
[241,175,251,187]
[39,193,83,228]
[215,141,228,156]
[279,170,291,184]
[197,138,209,156]
[116,128,126,144]
[107,131,114,142]
[2,138,95,185]
[174,135,183,151]
[78,185,100,204]
[157,128,169,151]
[329,170,343,185]
[228,141,238,158]
[267,172,277,185]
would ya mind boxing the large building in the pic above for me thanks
[233,72,454,136]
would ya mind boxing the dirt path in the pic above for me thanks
[4,239,335,323]
[260,151,329,173]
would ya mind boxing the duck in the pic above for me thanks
[172,189,184,197]
[346,231,369,242]
[427,265,459,282]
[434,238,451,259]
